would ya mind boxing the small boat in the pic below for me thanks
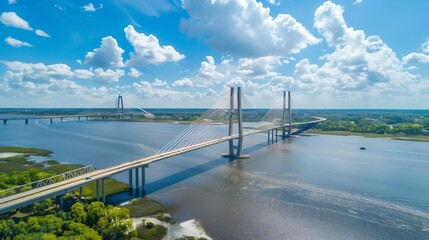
[360,147,366,150]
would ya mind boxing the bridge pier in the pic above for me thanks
[25,119,28,124]
[222,87,249,159]
[79,186,83,199]
[50,118,53,124]
[96,179,100,201]
[78,116,81,121]
[102,178,106,203]
[86,116,89,120]
[61,117,63,122]
[118,94,124,119]
[3,119,7,124]
[135,167,140,197]
[129,169,133,196]
[280,91,292,139]
[141,165,147,196]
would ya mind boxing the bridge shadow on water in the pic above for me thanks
[145,140,278,194]
[107,138,289,204]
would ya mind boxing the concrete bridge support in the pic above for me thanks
[128,169,133,195]
[118,95,124,119]
[129,165,148,197]
[102,178,106,203]
[222,87,249,159]
[50,118,53,124]
[3,119,7,124]
[96,179,100,201]
[280,91,292,139]
[25,119,28,124]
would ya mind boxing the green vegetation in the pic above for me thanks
[136,222,167,240]
[307,110,429,141]
[0,201,136,239]
[0,146,128,199]
[0,146,52,156]
[0,146,54,173]
[74,178,129,200]
[124,198,167,218]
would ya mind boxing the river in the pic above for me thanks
[1,118,428,239]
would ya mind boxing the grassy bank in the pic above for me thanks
[0,146,130,199]
[307,129,429,142]
[124,198,167,218]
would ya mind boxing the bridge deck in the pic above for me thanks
[0,118,325,214]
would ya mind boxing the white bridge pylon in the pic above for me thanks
[158,87,293,159]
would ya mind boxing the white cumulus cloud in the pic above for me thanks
[74,69,95,79]
[180,0,319,57]
[422,39,429,53]
[3,61,74,83]
[93,68,125,83]
[8,0,17,5]
[237,56,280,78]
[128,68,142,78]
[152,78,167,86]
[124,25,185,67]
[173,78,193,87]
[199,56,224,78]
[294,1,417,95]
[402,53,429,64]
[5,36,32,47]
[85,36,124,68]
[82,3,96,12]
[35,29,51,38]
[0,12,33,30]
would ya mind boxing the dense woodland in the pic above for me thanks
[309,110,429,135]
[0,201,135,240]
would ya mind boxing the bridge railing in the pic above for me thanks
[0,165,96,198]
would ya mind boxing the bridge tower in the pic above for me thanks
[222,87,249,159]
[117,94,124,119]
[281,91,292,138]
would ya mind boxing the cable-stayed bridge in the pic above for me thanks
[0,88,325,214]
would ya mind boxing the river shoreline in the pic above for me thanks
[307,129,429,142]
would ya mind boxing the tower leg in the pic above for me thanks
[129,169,133,196]
[102,178,106,203]
[141,165,147,196]
[96,180,99,201]
[135,168,139,197]
[288,91,292,137]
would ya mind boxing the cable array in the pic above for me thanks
[157,95,231,153]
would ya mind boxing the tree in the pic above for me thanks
[96,206,135,239]
[32,199,53,214]
[86,201,106,226]
[38,214,63,235]
[71,202,87,223]
[63,222,101,240]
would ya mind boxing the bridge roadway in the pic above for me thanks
[0,118,325,214]
[0,113,139,124]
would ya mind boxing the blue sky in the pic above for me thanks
[1,0,429,109]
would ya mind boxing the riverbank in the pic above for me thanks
[1,146,212,239]
[0,146,129,199]
[123,198,212,240]
[307,129,429,142]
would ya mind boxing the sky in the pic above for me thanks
[1,0,429,109]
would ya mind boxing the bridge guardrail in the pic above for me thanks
[0,165,96,198]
